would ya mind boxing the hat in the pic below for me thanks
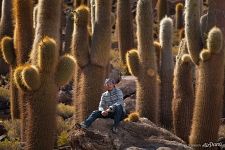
[104,78,115,85]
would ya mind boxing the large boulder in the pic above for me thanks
[124,94,136,114]
[117,76,136,98]
[69,118,192,150]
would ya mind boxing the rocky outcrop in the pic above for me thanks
[69,118,192,150]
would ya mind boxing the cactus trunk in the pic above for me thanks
[172,39,194,143]
[159,17,174,129]
[117,0,134,64]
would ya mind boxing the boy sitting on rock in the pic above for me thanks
[80,78,125,133]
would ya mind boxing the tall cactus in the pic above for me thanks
[172,39,194,143]
[14,0,34,142]
[185,0,202,65]
[73,1,112,123]
[159,16,174,129]
[126,0,159,123]
[189,27,224,150]
[117,0,134,64]
[13,37,75,150]
[0,0,14,75]
[175,3,184,30]
[157,0,167,22]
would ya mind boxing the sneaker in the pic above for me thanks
[111,126,118,134]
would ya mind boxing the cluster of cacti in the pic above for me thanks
[126,0,159,123]
[72,1,112,123]
[117,0,134,64]
[159,16,174,129]
[183,0,225,147]
[172,39,194,143]
[175,3,184,30]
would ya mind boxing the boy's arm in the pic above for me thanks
[98,94,106,111]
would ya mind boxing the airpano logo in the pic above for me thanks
[202,142,225,148]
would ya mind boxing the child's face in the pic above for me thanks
[104,83,114,91]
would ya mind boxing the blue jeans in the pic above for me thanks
[84,105,124,128]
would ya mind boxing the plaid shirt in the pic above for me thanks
[98,88,125,113]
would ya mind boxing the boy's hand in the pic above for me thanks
[101,111,108,116]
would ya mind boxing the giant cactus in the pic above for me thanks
[13,37,75,150]
[73,1,112,123]
[172,39,194,143]
[189,27,224,150]
[64,8,74,53]
[159,16,174,129]
[126,0,159,123]
[117,0,134,64]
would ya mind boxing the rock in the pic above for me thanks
[157,147,173,150]
[69,118,192,150]
[0,124,6,136]
[58,90,72,105]
[124,94,136,114]
[117,76,136,98]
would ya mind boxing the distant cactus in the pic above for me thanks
[64,9,74,53]
[189,27,224,149]
[172,39,194,143]
[72,1,112,123]
[157,0,167,22]
[185,0,202,65]
[200,13,208,48]
[126,0,159,123]
[0,0,14,75]
[14,37,75,150]
[159,16,174,129]
[175,3,184,30]
[117,0,134,64]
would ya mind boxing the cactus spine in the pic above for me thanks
[189,27,224,150]
[126,0,159,123]
[172,39,194,143]
[157,0,167,22]
[117,0,134,64]
[175,3,184,30]
[73,1,112,123]
[159,16,174,129]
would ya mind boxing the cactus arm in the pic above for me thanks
[185,0,202,65]
[90,0,111,67]
[1,36,16,65]
[21,65,41,91]
[37,37,57,73]
[14,66,27,91]
[126,49,140,77]
[55,55,76,86]
[72,6,90,68]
